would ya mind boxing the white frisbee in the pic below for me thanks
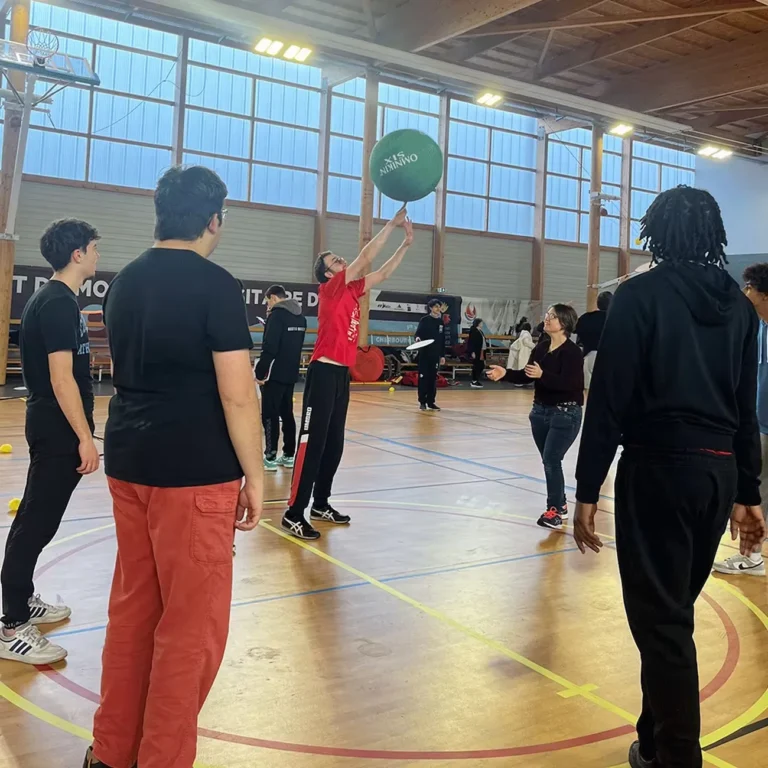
[406,338,435,351]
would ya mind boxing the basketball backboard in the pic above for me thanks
[0,38,99,86]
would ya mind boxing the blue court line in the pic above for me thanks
[46,545,576,640]
[348,428,616,503]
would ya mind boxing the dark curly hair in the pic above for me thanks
[154,165,227,241]
[40,219,100,272]
[744,263,768,294]
[639,185,727,267]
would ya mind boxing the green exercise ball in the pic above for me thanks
[369,129,443,203]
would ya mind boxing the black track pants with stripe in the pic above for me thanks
[287,361,350,518]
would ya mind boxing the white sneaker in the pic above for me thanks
[28,594,71,625]
[0,623,67,664]
[712,554,765,577]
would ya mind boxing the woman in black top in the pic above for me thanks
[467,317,486,389]
[488,303,584,529]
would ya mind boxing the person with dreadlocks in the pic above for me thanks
[571,186,766,768]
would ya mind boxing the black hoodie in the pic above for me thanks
[576,261,760,505]
[254,299,307,384]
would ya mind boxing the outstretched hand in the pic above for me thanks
[486,365,506,382]
[392,206,408,227]
[402,217,414,246]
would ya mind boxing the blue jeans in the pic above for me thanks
[529,403,582,511]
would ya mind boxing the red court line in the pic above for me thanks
[32,514,743,761]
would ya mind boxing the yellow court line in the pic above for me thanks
[46,523,115,549]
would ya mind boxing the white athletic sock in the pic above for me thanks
[749,551,764,564]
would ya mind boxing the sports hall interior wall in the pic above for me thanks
[13,179,634,314]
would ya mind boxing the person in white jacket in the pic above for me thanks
[507,322,535,372]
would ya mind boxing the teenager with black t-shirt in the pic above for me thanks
[85,166,263,768]
[572,187,766,768]
[0,219,100,667]
[488,303,583,530]
[467,317,486,388]
[282,209,413,541]
[255,284,307,471]
[415,299,446,410]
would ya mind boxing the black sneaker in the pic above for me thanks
[419,403,427,411]
[470,381,483,389]
[281,514,321,540]
[559,504,569,520]
[628,741,657,768]
[427,404,441,411]
[537,508,563,529]
[310,505,351,525]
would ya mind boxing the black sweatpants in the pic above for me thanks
[261,381,296,460]
[471,357,484,382]
[418,355,439,406]
[1,407,92,627]
[615,447,737,768]
[287,362,349,518]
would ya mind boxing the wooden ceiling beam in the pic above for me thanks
[597,29,768,112]
[535,5,731,80]
[462,3,765,35]
[690,106,768,129]
[374,0,549,51]
[442,0,607,61]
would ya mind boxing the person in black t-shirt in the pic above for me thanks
[86,167,263,768]
[416,299,446,411]
[0,219,101,667]
[573,187,766,768]
[574,290,612,389]
[254,284,307,471]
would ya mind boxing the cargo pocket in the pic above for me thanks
[191,492,237,564]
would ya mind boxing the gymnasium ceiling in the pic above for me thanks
[59,0,768,154]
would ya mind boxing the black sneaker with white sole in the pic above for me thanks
[537,508,563,529]
[281,515,321,540]
[470,381,483,389]
[427,404,441,411]
[419,404,427,411]
[311,505,351,525]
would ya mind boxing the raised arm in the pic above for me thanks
[364,218,413,291]
[346,207,408,283]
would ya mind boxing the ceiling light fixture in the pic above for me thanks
[477,92,503,107]
[713,148,733,159]
[609,123,633,136]
[295,47,312,63]
[698,145,733,159]
[267,40,284,56]
[255,37,273,53]
[284,44,301,60]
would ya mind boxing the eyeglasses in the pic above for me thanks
[544,311,558,321]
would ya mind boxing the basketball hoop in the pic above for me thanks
[26,28,59,68]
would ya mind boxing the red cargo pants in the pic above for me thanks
[92,477,241,768]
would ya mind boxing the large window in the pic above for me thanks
[545,128,623,247]
[184,39,321,206]
[630,140,696,243]
[327,78,440,224]
[26,2,178,186]
[446,100,538,236]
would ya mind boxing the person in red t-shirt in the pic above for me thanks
[283,208,413,540]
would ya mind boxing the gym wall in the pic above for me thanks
[544,243,621,315]
[15,181,316,281]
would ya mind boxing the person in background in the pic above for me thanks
[575,291,612,389]
[255,284,307,472]
[86,166,263,768]
[0,219,101,666]
[467,317,486,389]
[416,299,447,411]
[507,321,535,374]
[282,210,413,541]
[488,304,583,529]
[712,261,768,577]
[572,186,765,768]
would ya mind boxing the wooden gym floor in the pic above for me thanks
[1,388,768,768]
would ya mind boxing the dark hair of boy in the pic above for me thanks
[154,166,228,242]
[40,219,100,272]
